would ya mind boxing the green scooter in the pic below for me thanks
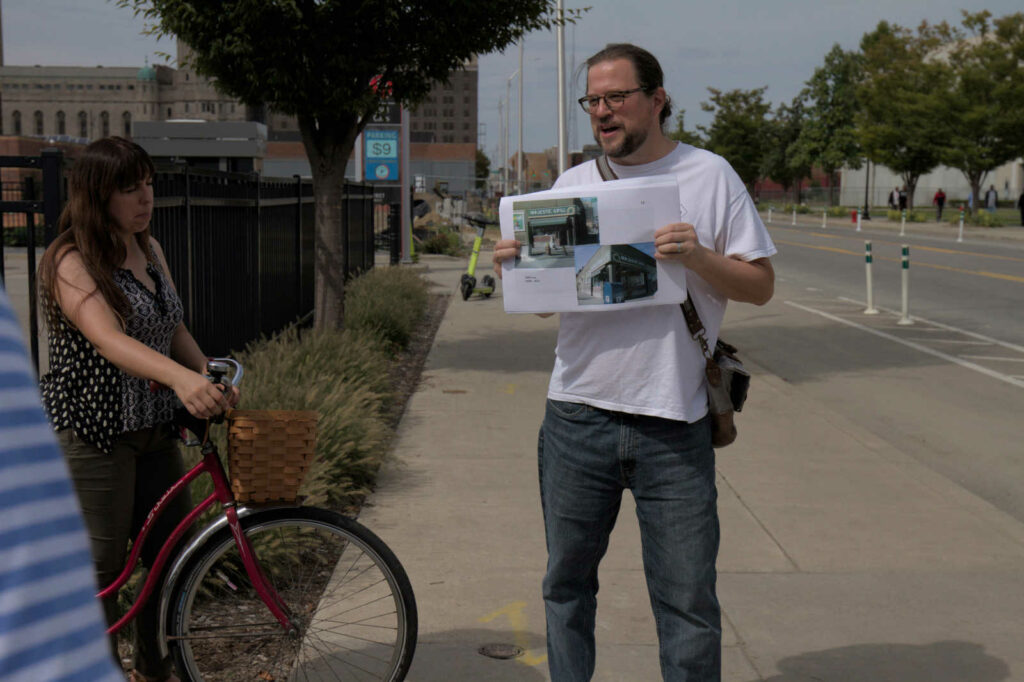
[460,212,497,301]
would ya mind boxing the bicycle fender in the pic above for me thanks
[156,505,290,659]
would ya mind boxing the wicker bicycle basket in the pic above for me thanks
[226,409,319,504]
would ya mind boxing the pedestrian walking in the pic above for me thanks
[985,185,998,214]
[933,188,946,221]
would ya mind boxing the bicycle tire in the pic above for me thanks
[166,506,417,681]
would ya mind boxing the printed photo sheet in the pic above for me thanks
[498,175,687,313]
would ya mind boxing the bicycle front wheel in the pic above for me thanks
[167,506,417,681]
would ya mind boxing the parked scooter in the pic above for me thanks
[460,212,497,301]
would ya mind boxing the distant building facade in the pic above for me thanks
[0,41,479,188]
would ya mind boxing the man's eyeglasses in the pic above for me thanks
[577,88,644,114]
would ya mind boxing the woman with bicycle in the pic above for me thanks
[38,136,239,682]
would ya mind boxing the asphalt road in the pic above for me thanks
[726,219,1024,525]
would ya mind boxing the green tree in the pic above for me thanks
[120,0,578,329]
[939,11,1024,216]
[699,87,771,191]
[857,20,950,210]
[790,44,863,207]
[668,109,703,147]
[761,98,810,205]
[475,148,491,191]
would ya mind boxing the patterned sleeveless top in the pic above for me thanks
[40,252,183,454]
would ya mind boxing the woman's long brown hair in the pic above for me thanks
[38,136,156,330]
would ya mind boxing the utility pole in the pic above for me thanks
[556,0,568,176]
[518,39,524,194]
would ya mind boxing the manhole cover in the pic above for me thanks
[478,643,525,660]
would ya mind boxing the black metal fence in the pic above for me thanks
[1,148,381,370]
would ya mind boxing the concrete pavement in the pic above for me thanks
[360,251,1024,681]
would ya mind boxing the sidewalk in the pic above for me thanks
[360,253,1024,681]
[759,209,1024,244]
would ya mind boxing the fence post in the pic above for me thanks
[23,176,40,371]
[822,210,827,229]
[863,241,878,315]
[40,147,64,244]
[253,172,263,334]
[856,208,862,232]
[294,174,303,314]
[389,202,401,265]
[957,207,964,243]
[183,165,195,331]
[791,207,796,226]
[898,244,913,325]
[900,209,906,237]
[767,206,772,224]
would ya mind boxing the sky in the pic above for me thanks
[4,0,1022,165]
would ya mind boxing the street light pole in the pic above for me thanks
[862,158,872,220]
[505,70,518,196]
[556,0,568,176]
[518,39,524,194]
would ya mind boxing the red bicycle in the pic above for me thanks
[102,358,417,681]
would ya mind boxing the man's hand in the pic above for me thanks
[492,239,521,279]
[653,223,706,265]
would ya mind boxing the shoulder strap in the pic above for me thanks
[595,155,713,361]
[595,155,617,182]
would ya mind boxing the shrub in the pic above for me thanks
[950,210,1005,227]
[345,266,429,350]
[188,266,431,509]
[421,227,463,256]
[886,209,927,223]
[2,224,48,247]
[783,203,812,215]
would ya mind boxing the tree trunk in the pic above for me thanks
[902,173,919,211]
[312,168,349,330]
[968,171,986,218]
[298,114,361,331]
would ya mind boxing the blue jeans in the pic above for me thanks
[539,399,721,682]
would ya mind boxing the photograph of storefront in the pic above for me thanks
[575,243,658,306]
[511,196,599,269]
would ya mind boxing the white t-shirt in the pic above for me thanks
[547,143,776,422]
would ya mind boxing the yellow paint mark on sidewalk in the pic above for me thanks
[504,384,517,395]
[479,601,547,666]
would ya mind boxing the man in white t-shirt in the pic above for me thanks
[494,43,775,681]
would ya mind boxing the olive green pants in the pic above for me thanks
[59,425,192,679]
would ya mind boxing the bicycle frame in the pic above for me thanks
[99,435,295,636]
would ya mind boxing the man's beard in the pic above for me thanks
[595,124,648,160]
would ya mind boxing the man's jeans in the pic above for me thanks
[539,399,721,682]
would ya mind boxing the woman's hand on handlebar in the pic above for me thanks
[493,239,521,279]
[173,369,234,419]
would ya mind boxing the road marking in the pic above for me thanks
[774,239,1024,284]
[785,300,1024,389]
[960,355,1024,363]
[770,225,1024,263]
[905,338,992,345]
[479,601,547,666]
[837,297,1024,354]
